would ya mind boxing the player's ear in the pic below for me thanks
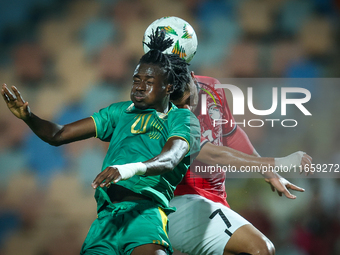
[190,71,199,86]
[166,84,174,94]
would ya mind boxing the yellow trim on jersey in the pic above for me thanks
[152,239,169,248]
[90,116,98,138]
[167,135,190,153]
[166,106,173,114]
[157,105,173,119]
[158,207,168,238]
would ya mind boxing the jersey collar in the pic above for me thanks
[125,102,176,117]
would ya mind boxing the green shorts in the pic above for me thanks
[80,200,173,255]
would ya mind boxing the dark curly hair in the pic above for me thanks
[140,28,190,101]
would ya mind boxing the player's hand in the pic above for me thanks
[91,166,122,189]
[275,151,313,176]
[1,84,31,120]
[300,153,313,175]
[265,175,305,199]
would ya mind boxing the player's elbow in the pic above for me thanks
[48,140,62,147]
[161,154,184,173]
[46,132,67,147]
[46,137,64,147]
[162,159,177,172]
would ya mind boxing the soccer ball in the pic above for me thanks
[143,16,198,63]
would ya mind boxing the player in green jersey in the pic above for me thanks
[1,30,200,255]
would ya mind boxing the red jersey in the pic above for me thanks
[174,76,254,207]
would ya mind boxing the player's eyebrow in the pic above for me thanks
[133,74,155,79]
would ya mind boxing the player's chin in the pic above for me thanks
[132,100,148,110]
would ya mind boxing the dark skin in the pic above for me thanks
[1,62,189,255]
[131,63,173,113]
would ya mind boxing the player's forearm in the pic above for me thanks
[24,113,66,146]
[217,148,279,179]
[143,138,189,175]
[24,114,95,146]
[197,143,307,179]
[144,153,181,175]
[197,142,275,169]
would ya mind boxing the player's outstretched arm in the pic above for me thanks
[197,142,273,168]
[197,142,312,199]
[197,142,312,174]
[1,84,96,146]
[92,137,189,188]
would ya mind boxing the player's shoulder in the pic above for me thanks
[95,101,132,115]
[109,101,136,113]
[106,100,132,109]
[168,104,199,123]
[194,75,221,86]
[169,104,194,118]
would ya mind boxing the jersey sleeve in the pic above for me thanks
[168,108,201,157]
[91,101,131,142]
[223,126,255,155]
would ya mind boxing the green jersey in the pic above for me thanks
[91,101,200,210]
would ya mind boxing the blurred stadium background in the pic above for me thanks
[0,0,339,254]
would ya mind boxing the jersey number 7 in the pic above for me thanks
[209,209,233,236]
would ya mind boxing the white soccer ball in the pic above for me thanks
[143,16,198,63]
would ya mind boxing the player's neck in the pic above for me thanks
[155,99,171,114]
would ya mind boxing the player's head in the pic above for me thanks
[168,54,199,112]
[131,29,189,112]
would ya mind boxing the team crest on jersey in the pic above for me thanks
[208,105,222,120]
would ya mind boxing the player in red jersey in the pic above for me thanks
[163,53,312,255]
